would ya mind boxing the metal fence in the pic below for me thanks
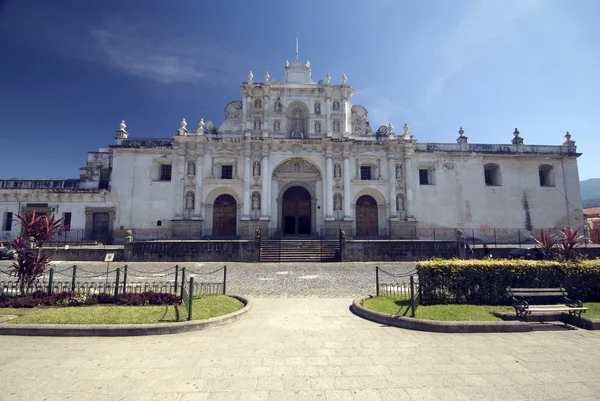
[374,266,420,318]
[0,265,227,297]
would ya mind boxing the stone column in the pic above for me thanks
[326,156,333,219]
[194,155,203,218]
[263,96,269,131]
[245,95,252,130]
[177,153,185,217]
[405,158,413,219]
[343,157,352,220]
[341,98,348,133]
[326,98,332,133]
[242,154,251,219]
[261,155,269,218]
[173,151,183,218]
[388,157,396,218]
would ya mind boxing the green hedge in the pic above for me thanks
[416,259,600,305]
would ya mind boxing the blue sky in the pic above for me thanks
[0,0,598,180]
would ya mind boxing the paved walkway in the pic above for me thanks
[0,261,417,297]
[2,298,600,400]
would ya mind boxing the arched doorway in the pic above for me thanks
[282,186,311,235]
[213,194,237,236]
[356,195,378,237]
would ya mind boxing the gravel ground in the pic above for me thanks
[0,260,416,298]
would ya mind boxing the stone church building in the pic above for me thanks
[0,59,584,243]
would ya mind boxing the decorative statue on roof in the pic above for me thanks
[264,71,270,83]
[341,74,347,85]
[247,71,254,84]
[325,73,331,85]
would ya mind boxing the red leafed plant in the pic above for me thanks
[531,229,559,252]
[556,225,586,261]
[9,210,63,294]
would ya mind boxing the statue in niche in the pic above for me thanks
[334,163,341,178]
[333,120,340,132]
[314,102,321,115]
[396,194,404,211]
[396,164,403,179]
[185,192,195,210]
[253,161,260,176]
[315,120,321,133]
[187,161,195,176]
[254,119,261,130]
[254,99,261,109]
[333,100,340,111]
[334,194,342,211]
[274,120,280,132]
[293,162,300,172]
[274,98,283,113]
[252,192,261,211]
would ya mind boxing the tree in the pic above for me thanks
[9,210,62,294]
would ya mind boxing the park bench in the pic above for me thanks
[507,287,588,321]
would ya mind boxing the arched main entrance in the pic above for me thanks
[213,194,237,236]
[356,195,378,236]
[282,186,311,235]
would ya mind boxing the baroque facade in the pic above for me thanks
[0,59,584,242]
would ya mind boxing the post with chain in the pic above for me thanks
[188,277,194,321]
[122,265,128,294]
[375,266,379,297]
[114,268,120,298]
[47,267,54,295]
[410,275,416,318]
[71,265,77,292]
[174,265,179,294]
[180,267,186,299]
[223,265,227,295]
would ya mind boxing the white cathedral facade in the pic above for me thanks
[0,59,584,243]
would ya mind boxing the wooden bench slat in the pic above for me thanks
[512,292,565,297]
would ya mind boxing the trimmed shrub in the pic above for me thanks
[416,259,600,305]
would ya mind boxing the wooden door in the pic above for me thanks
[91,212,110,242]
[356,195,378,236]
[213,194,237,236]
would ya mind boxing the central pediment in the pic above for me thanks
[275,59,315,85]
[273,158,321,179]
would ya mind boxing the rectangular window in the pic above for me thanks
[3,212,12,231]
[221,165,233,179]
[360,166,371,180]
[539,170,546,187]
[484,170,493,186]
[99,169,110,190]
[63,212,72,231]
[160,164,172,181]
[419,169,429,185]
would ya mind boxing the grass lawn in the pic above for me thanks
[362,296,513,321]
[584,303,600,318]
[0,295,244,324]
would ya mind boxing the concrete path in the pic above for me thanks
[2,298,600,400]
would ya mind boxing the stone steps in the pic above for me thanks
[260,240,340,262]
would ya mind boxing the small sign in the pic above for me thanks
[104,253,115,262]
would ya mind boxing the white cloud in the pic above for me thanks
[88,19,239,84]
